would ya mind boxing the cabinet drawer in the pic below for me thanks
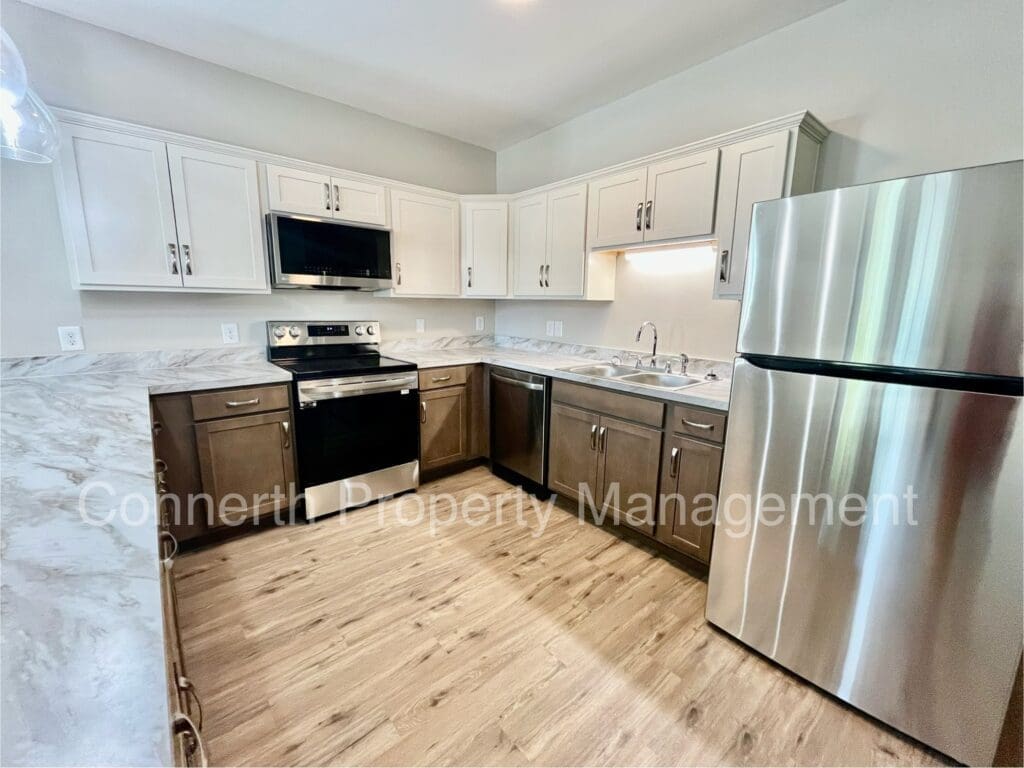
[419,366,469,391]
[552,379,664,428]
[668,404,727,443]
[190,384,290,421]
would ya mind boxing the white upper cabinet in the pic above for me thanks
[511,193,548,297]
[266,163,387,226]
[511,184,588,298]
[58,124,182,288]
[389,189,460,296]
[460,200,508,297]
[713,130,790,300]
[645,148,719,242]
[587,169,647,250]
[167,144,267,291]
[587,148,720,250]
[545,183,587,297]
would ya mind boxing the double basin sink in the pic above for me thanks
[561,363,703,391]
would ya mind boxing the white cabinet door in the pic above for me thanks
[461,200,508,297]
[329,175,388,226]
[57,124,182,288]
[511,193,548,297]
[167,145,267,292]
[266,164,333,217]
[389,190,460,296]
[645,148,720,242]
[713,130,790,300]
[586,168,647,250]
[545,183,587,297]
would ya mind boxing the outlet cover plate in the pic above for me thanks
[221,323,240,344]
[57,326,84,352]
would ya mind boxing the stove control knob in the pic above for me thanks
[272,325,287,339]
[366,325,376,336]
[288,325,301,338]
[354,325,365,336]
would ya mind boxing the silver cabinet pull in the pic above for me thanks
[159,531,178,567]
[420,401,427,423]
[590,424,598,451]
[635,202,643,231]
[538,264,544,288]
[225,397,260,408]
[467,265,473,288]
[173,713,208,768]
[544,264,550,287]
[182,244,193,276]
[177,675,204,730]
[598,426,607,453]
[645,200,653,230]
[719,248,730,283]
[681,418,715,431]
[324,182,331,211]
[431,375,452,383]
[669,446,681,478]
[281,420,290,449]
[168,243,179,275]
[333,184,341,212]
[396,262,402,286]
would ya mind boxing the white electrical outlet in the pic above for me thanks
[416,319,425,333]
[475,316,485,332]
[221,323,240,344]
[554,321,564,338]
[57,326,84,352]
[545,320,555,336]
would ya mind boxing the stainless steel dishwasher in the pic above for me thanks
[489,366,549,487]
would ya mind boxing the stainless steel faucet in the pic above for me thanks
[635,321,657,368]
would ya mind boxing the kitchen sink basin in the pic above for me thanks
[563,363,638,378]
[619,372,702,389]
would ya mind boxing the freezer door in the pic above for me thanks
[707,359,1023,765]
[739,161,1023,378]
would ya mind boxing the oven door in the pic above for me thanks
[269,212,392,290]
[294,372,419,518]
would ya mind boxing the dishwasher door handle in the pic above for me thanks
[490,372,545,391]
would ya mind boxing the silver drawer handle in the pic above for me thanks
[225,397,260,408]
[590,424,598,451]
[669,446,681,478]
[420,401,427,423]
[173,713,208,768]
[182,244,193,276]
[635,202,643,231]
[160,531,178,568]
[324,182,331,211]
[681,418,715,431]
[431,375,452,383]
[280,420,290,449]
[718,249,730,283]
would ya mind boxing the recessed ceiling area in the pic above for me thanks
[19,0,843,149]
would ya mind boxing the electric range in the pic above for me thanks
[268,320,419,520]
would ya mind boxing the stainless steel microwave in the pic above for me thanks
[267,212,392,290]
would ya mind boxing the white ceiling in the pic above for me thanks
[22,0,843,150]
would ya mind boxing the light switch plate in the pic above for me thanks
[57,326,84,352]
[475,316,485,332]
[416,319,425,333]
[221,323,240,344]
[554,321,564,338]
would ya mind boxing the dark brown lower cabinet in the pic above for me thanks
[419,385,469,471]
[656,434,722,563]
[193,410,296,527]
[548,401,661,535]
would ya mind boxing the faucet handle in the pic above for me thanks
[679,353,690,374]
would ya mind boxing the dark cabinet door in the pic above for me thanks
[598,415,662,535]
[420,385,468,471]
[657,434,722,562]
[194,410,296,527]
[548,403,599,503]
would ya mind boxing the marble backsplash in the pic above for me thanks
[1,334,735,381]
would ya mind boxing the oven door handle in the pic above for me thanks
[298,375,418,405]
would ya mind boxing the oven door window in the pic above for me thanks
[295,388,418,488]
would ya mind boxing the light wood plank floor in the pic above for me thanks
[176,466,948,766]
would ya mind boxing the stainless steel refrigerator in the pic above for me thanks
[706,161,1023,765]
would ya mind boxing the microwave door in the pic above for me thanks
[269,212,392,290]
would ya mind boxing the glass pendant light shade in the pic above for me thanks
[0,27,58,163]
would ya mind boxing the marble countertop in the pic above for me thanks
[0,353,290,767]
[0,338,730,765]
[390,345,731,412]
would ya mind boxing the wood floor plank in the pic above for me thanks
[175,466,950,767]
